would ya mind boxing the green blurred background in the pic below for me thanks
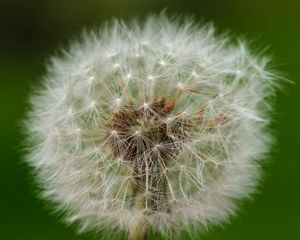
[0,0,299,239]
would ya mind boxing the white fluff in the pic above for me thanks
[25,13,278,239]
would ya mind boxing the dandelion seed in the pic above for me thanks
[143,102,149,108]
[24,13,280,240]
[148,75,154,80]
[88,76,95,82]
[159,60,166,66]
[90,101,96,107]
[113,63,120,69]
[191,71,197,77]
[115,98,122,107]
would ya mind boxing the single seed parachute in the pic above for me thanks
[24,13,278,239]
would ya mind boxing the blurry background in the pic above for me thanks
[0,0,299,239]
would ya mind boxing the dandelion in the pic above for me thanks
[25,13,279,240]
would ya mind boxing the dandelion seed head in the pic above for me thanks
[24,13,280,239]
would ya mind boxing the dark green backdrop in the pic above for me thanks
[1,0,299,239]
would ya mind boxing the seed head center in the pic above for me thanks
[106,97,191,212]
[107,98,190,161]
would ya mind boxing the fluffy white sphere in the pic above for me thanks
[25,14,278,239]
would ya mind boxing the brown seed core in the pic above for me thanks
[106,98,191,213]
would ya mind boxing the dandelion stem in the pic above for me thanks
[128,224,147,240]
[128,195,147,240]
